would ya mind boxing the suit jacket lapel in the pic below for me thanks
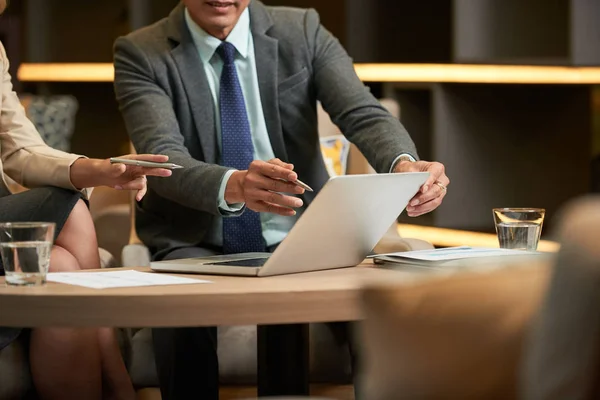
[167,4,217,164]
[250,2,288,161]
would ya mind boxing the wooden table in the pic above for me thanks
[1,258,549,396]
[0,262,417,327]
[0,262,421,397]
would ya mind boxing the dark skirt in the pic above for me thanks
[0,186,83,350]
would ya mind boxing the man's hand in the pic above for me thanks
[394,160,449,217]
[225,158,305,216]
[71,154,173,201]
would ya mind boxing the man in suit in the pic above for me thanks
[114,0,450,398]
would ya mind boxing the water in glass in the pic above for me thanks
[1,240,52,285]
[496,222,541,251]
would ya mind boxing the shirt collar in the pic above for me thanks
[184,7,250,64]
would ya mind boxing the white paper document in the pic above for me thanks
[47,270,210,289]
[370,246,542,264]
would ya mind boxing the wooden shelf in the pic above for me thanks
[18,62,600,84]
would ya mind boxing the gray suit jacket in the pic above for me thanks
[114,1,418,258]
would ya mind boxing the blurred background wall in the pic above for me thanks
[2,0,600,233]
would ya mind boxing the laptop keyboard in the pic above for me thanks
[208,258,269,267]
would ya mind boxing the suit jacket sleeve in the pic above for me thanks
[0,43,91,198]
[305,10,419,173]
[113,37,231,216]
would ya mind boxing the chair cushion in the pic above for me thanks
[359,262,550,400]
[121,243,152,268]
[94,205,130,266]
[99,247,118,269]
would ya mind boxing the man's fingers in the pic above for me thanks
[407,199,441,217]
[434,173,450,189]
[421,162,446,194]
[116,176,147,191]
[271,179,304,194]
[407,191,445,217]
[246,171,303,194]
[250,189,303,209]
[249,201,297,216]
[250,160,297,181]
[409,181,446,207]
[269,158,294,170]
[423,172,449,195]
[394,159,448,217]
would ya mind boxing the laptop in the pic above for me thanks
[151,172,429,277]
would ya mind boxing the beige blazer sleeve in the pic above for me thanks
[0,42,91,198]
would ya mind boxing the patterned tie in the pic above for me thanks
[218,42,266,254]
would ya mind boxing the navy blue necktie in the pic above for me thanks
[218,42,266,254]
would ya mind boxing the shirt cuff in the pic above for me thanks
[218,169,245,214]
[389,153,417,173]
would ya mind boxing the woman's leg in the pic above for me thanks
[54,199,101,270]
[31,198,134,400]
[30,245,103,400]
[48,245,80,272]
[98,328,136,400]
[30,327,103,400]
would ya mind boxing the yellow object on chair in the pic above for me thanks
[320,135,350,177]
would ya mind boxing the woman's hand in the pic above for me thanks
[70,154,173,201]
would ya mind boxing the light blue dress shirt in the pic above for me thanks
[185,8,297,247]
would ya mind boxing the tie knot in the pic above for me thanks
[217,42,236,65]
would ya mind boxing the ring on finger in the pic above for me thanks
[435,181,447,191]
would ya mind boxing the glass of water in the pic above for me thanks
[0,222,55,286]
[493,208,545,251]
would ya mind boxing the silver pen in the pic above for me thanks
[293,178,313,192]
[279,177,313,192]
[109,157,184,170]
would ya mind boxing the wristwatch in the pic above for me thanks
[390,153,416,173]
[397,154,416,163]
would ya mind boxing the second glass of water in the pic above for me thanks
[493,208,545,251]
[0,222,55,286]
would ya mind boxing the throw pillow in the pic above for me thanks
[19,94,78,152]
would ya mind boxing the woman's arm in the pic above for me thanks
[0,43,170,200]
[0,42,89,193]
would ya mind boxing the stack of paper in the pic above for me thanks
[47,270,210,289]
[370,246,542,266]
